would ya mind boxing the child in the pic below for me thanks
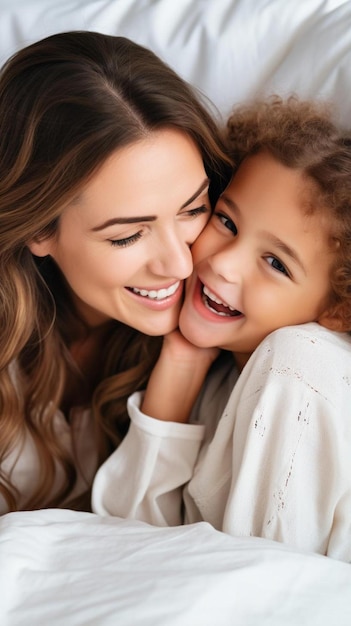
[92,96,351,562]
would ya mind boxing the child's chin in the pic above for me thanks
[179,320,211,348]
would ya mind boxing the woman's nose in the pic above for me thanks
[148,233,193,279]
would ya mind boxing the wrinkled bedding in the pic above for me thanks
[1,0,351,123]
[1,509,351,626]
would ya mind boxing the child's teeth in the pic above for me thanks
[203,285,234,310]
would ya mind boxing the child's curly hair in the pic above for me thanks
[225,95,351,332]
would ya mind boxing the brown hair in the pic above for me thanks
[0,31,231,511]
[226,95,351,331]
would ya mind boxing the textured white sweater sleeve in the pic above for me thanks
[92,391,205,525]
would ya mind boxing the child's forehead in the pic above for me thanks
[227,153,339,251]
[297,182,339,245]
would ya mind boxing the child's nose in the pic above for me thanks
[208,240,247,285]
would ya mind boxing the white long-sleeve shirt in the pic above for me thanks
[92,323,351,562]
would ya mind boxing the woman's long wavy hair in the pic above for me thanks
[226,95,351,332]
[0,31,231,511]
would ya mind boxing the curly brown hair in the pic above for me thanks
[226,95,351,332]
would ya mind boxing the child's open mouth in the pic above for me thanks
[202,285,242,317]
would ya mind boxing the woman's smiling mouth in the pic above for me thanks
[128,281,181,301]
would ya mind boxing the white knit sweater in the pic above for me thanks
[92,323,351,562]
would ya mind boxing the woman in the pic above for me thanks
[0,30,231,513]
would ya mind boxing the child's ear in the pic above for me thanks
[318,303,349,332]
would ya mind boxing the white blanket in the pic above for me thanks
[1,509,351,626]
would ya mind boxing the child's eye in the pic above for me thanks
[110,231,143,248]
[266,255,290,277]
[215,211,237,235]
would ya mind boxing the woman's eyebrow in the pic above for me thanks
[91,214,157,230]
[90,178,210,232]
[181,178,210,208]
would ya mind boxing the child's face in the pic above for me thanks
[179,150,336,368]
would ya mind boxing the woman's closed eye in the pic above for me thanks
[109,204,209,248]
[265,255,290,277]
[109,231,143,247]
[184,204,210,219]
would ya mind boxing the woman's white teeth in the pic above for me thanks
[132,281,180,300]
[203,285,235,311]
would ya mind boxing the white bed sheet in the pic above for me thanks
[0,0,351,123]
[1,509,351,626]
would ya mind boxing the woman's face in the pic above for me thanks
[179,151,336,368]
[30,129,211,335]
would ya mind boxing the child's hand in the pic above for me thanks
[141,330,219,423]
[160,329,219,368]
